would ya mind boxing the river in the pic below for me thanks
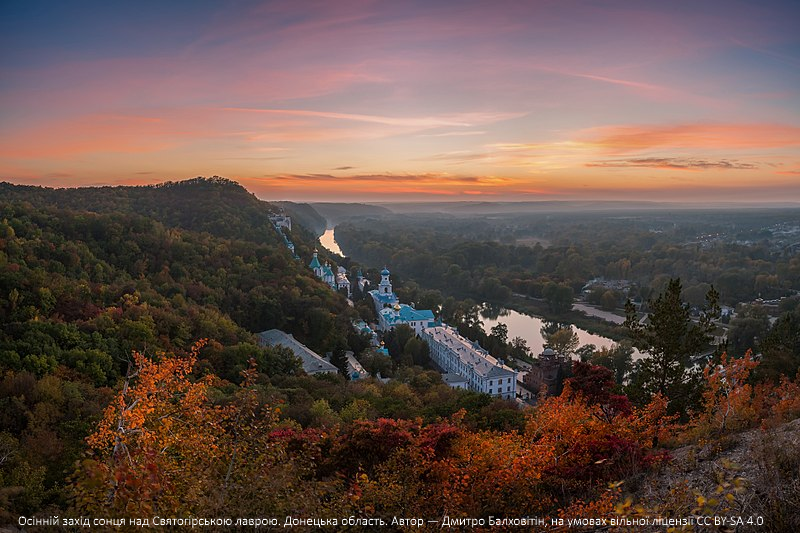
[319,228,344,256]
[481,306,642,359]
[321,225,638,358]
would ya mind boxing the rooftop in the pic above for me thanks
[369,289,398,305]
[257,329,338,375]
[379,304,436,325]
[442,373,468,385]
[423,325,516,379]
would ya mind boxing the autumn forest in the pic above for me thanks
[0,178,798,532]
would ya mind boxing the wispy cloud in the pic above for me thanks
[529,65,671,95]
[220,107,522,129]
[253,172,507,185]
[730,38,800,68]
[586,158,759,170]
[236,171,535,201]
[582,123,800,153]
[420,131,487,137]
[418,151,494,164]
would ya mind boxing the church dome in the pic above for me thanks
[542,348,556,357]
[381,267,390,276]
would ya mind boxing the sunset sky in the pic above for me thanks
[2,0,799,202]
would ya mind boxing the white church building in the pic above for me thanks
[368,267,436,334]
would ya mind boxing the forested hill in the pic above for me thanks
[0,177,357,364]
[0,178,362,519]
[0,177,290,246]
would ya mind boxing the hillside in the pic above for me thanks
[631,418,800,531]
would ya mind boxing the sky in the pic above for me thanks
[2,0,799,202]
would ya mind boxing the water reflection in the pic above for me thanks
[480,304,641,359]
[319,228,343,256]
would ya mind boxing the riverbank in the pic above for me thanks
[507,295,631,343]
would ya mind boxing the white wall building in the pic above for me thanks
[368,267,436,334]
[421,325,517,399]
[268,215,292,231]
[336,266,351,297]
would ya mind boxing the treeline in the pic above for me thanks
[335,209,800,307]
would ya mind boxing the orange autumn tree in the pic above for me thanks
[72,342,298,517]
[694,351,800,434]
[766,371,800,425]
[527,381,672,490]
[699,351,759,434]
[74,341,222,515]
[348,378,673,523]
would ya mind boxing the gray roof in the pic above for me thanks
[423,326,516,379]
[345,351,367,378]
[257,329,338,375]
[442,373,468,385]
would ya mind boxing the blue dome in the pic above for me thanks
[381,267,390,276]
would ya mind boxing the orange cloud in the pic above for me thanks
[582,123,800,153]
[0,113,206,158]
[236,172,526,200]
[586,157,759,171]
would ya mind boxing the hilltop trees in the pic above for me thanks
[0,181,362,516]
[624,278,719,412]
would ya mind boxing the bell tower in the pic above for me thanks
[379,267,392,295]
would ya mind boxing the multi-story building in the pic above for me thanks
[421,325,517,399]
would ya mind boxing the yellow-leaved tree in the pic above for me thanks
[71,341,321,518]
